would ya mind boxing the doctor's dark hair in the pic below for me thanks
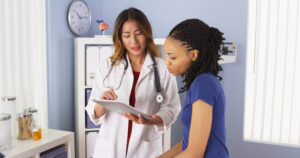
[111,7,159,64]
[168,19,224,93]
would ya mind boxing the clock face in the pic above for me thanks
[68,0,91,35]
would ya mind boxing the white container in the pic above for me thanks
[0,113,12,150]
[1,96,16,138]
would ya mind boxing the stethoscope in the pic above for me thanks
[102,54,164,103]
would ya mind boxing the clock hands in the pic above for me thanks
[75,10,88,20]
[75,10,82,19]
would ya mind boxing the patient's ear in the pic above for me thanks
[190,50,199,61]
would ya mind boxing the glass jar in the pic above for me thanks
[0,113,12,150]
[16,112,33,140]
[1,96,16,138]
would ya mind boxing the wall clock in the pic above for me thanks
[68,0,91,35]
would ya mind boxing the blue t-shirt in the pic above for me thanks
[181,73,229,158]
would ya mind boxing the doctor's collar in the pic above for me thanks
[125,52,154,66]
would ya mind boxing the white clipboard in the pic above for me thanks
[92,99,151,120]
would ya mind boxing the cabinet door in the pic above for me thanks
[85,45,114,86]
[86,46,100,86]
[86,131,99,158]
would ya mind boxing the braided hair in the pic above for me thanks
[168,19,224,93]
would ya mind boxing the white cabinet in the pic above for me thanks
[0,129,74,158]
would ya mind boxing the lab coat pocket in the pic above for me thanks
[93,137,115,158]
[137,137,162,158]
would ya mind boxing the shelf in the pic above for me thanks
[219,55,236,64]
[85,128,100,132]
[84,85,93,89]
[0,129,74,158]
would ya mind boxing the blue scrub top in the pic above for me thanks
[181,73,229,158]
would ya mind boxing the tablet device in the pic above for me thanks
[92,99,151,120]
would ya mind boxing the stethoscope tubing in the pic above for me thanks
[102,53,164,103]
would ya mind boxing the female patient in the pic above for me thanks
[159,19,229,158]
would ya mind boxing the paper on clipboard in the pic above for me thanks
[92,99,151,120]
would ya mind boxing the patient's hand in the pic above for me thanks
[123,113,163,126]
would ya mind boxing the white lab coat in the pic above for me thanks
[85,52,181,158]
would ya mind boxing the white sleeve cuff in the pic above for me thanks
[85,103,104,126]
[153,112,170,132]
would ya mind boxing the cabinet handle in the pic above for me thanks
[89,73,95,79]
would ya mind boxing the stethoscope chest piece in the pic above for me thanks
[156,92,163,103]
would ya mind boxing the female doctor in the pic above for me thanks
[85,8,181,158]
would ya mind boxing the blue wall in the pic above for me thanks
[46,0,103,131]
[46,0,300,157]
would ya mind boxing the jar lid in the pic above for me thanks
[0,113,11,121]
[17,112,32,117]
[24,107,37,113]
[1,96,16,102]
[32,128,39,132]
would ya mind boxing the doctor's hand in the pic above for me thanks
[94,88,118,118]
[101,88,118,100]
[123,113,163,126]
